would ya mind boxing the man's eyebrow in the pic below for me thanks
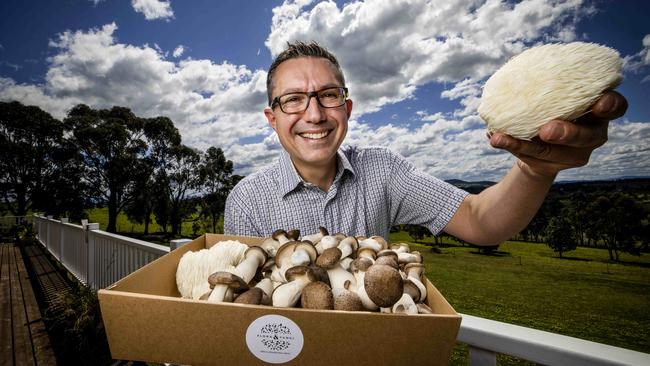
[278,83,341,95]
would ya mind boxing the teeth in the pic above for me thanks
[301,131,329,139]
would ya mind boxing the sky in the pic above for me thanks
[1,0,649,182]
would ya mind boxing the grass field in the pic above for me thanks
[388,232,650,364]
[78,209,650,364]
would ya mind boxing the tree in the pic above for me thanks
[166,145,203,236]
[198,147,239,233]
[66,105,148,233]
[545,216,577,258]
[0,101,85,217]
[406,225,431,243]
[565,191,590,247]
[587,193,645,261]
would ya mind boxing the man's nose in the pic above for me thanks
[303,95,326,123]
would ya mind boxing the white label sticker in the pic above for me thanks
[245,314,304,364]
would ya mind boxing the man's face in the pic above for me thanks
[265,57,352,172]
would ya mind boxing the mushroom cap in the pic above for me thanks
[208,272,249,291]
[370,236,388,249]
[416,302,434,314]
[272,229,288,240]
[340,236,359,252]
[390,242,410,252]
[350,257,374,273]
[275,240,299,266]
[284,265,317,283]
[287,229,301,241]
[404,262,425,279]
[375,255,399,269]
[315,247,342,269]
[245,246,268,264]
[478,42,623,140]
[296,241,318,262]
[300,281,334,310]
[364,264,404,308]
[234,287,265,305]
[308,264,331,287]
[377,249,398,261]
[357,247,377,260]
[333,288,363,311]
[319,226,329,236]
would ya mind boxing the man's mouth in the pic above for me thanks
[299,130,331,140]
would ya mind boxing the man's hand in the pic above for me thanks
[488,90,628,178]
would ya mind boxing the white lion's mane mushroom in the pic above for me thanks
[176,240,248,300]
[478,42,623,140]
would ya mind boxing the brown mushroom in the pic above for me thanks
[363,264,403,308]
[300,281,334,310]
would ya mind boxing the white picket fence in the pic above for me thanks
[22,215,650,366]
[32,215,169,290]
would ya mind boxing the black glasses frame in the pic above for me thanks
[270,87,349,114]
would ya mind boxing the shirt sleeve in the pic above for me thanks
[386,150,469,235]
[224,183,261,236]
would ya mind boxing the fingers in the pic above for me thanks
[591,90,628,120]
[538,119,608,148]
[490,133,591,167]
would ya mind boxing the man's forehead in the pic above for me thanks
[273,57,341,92]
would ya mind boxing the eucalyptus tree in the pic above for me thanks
[199,147,236,233]
[0,101,85,217]
[65,104,149,232]
[166,145,204,236]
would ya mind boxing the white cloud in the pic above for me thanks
[0,23,269,160]
[172,45,184,58]
[131,0,174,21]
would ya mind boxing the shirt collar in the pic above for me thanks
[277,148,356,197]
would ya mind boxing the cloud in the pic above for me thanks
[623,34,650,73]
[172,45,184,58]
[0,23,269,159]
[131,0,174,21]
[266,0,587,116]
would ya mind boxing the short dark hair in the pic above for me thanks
[266,41,346,106]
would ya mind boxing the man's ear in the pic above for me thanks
[264,107,277,131]
[345,99,353,119]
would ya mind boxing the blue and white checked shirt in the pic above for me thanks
[224,145,469,239]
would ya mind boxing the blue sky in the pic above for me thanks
[1,0,648,181]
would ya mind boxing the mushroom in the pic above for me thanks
[207,271,248,303]
[416,302,434,315]
[176,240,248,300]
[397,251,422,266]
[337,236,358,259]
[350,257,378,311]
[274,240,317,282]
[375,250,399,269]
[333,280,363,311]
[302,226,329,245]
[234,246,268,284]
[390,242,410,253]
[404,262,427,301]
[402,278,421,302]
[272,266,316,308]
[363,264,403,308]
[315,235,340,254]
[254,278,274,305]
[392,293,418,315]
[234,287,265,305]
[478,42,623,140]
[358,236,387,252]
[357,247,377,263]
[300,281,334,310]
[316,247,356,291]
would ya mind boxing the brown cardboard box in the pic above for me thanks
[98,234,461,366]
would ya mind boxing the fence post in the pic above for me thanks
[46,215,53,250]
[60,218,69,263]
[170,238,192,251]
[86,223,100,291]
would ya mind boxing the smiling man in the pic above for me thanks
[224,41,627,244]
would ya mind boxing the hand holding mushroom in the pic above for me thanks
[479,42,628,178]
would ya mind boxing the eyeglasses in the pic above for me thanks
[271,87,348,114]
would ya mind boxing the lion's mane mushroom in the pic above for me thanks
[176,240,248,300]
[272,266,317,307]
[478,42,623,140]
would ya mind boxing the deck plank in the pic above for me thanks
[1,244,13,366]
[10,244,34,365]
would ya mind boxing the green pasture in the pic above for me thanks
[388,232,650,364]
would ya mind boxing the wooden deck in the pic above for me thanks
[0,242,57,366]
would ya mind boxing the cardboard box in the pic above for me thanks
[98,234,461,366]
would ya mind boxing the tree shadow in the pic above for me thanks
[615,260,650,268]
[470,250,511,257]
[551,256,592,262]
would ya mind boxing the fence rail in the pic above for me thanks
[8,215,649,366]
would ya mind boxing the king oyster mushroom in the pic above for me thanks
[302,226,329,245]
[364,263,404,309]
[350,257,378,311]
[300,281,334,310]
[272,266,317,308]
[316,247,356,291]
[206,271,249,303]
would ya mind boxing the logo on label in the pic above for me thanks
[246,315,304,364]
